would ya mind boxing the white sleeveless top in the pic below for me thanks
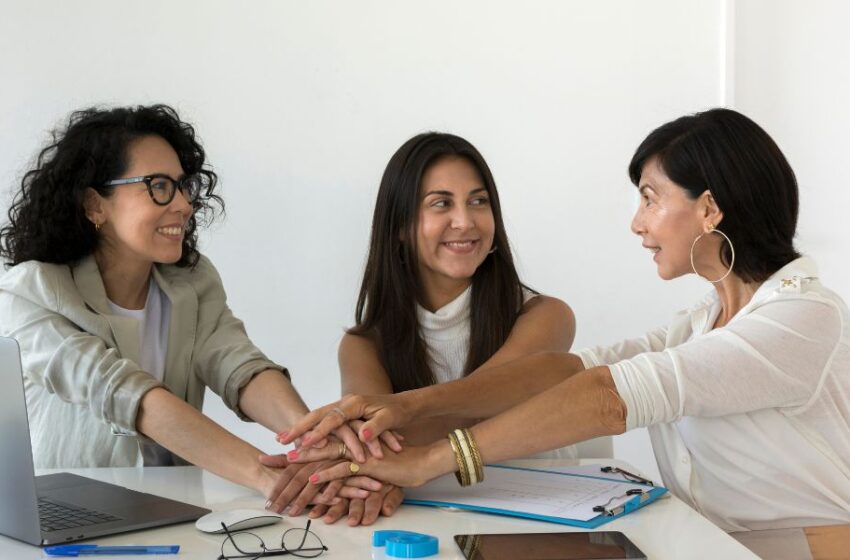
[417,286,577,459]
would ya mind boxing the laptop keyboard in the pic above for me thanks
[38,498,122,533]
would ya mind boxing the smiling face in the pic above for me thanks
[631,156,724,280]
[88,135,194,269]
[414,156,495,300]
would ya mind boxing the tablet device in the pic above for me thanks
[454,531,647,560]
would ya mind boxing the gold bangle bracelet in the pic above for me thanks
[453,429,479,485]
[461,428,485,483]
[447,431,471,486]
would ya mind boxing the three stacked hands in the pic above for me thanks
[256,393,474,526]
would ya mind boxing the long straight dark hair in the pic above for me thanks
[349,132,529,392]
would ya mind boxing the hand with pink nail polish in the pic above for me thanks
[259,458,341,516]
[278,393,415,453]
[258,457,383,517]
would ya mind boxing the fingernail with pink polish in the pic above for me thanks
[276,431,288,441]
[287,450,299,460]
[362,429,373,440]
[309,474,320,484]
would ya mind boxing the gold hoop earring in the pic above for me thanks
[95,222,102,232]
[690,223,735,283]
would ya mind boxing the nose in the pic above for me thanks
[630,207,645,236]
[170,187,193,217]
[450,205,474,231]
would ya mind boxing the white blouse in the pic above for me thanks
[418,286,577,460]
[578,257,850,531]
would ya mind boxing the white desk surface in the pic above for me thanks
[1,459,759,559]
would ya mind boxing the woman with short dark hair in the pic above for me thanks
[283,109,850,531]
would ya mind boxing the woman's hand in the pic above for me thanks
[280,419,370,463]
[285,420,403,463]
[258,455,382,515]
[278,393,414,451]
[306,443,450,489]
[309,485,405,526]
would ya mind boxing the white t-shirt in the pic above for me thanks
[417,285,577,460]
[578,256,850,531]
[108,279,173,466]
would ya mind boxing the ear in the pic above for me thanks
[83,187,107,227]
[699,191,724,231]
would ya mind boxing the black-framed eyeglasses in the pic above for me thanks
[102,173,206,206]
[217,519,328,559]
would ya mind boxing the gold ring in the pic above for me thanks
[330,407,346,421]
[349,462,361,474]
[338,442,347,459]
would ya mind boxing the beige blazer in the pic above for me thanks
[0,254,285,468]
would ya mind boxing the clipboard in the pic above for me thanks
[403,464,668,529]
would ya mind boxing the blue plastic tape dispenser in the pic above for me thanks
[373,530,439,558]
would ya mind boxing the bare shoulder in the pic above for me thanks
[515,295,576,350]
[339,331,380,357]
[522,295,575,324]
[338,330,392,393]
[338,331,384,369]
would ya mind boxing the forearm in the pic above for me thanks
[238,369,310,433]
[471,366,626,462]
[415,366,627,483]
[136,388,276,494]
[399,415,477,446]
[404,352,587,420]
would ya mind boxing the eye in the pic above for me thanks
[150,178,170,192]
[470,196,490,206]
[431,199,450,208]
[642,194,653,207]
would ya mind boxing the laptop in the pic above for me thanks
[0,336,210,546]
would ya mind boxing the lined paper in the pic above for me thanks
[404,465,652,522]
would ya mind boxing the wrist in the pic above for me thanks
[424,439,457,481]
[253,463,279,498]
[399,386,437,420]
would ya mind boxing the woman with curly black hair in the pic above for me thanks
[0,105,373,506]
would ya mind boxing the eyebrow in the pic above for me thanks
[423,187,487,197]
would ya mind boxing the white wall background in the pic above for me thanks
[733,0,850,295]
[1,1,845,483]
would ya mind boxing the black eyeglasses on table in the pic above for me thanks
[217,519,327,559]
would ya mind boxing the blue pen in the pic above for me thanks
[44,544,180,556]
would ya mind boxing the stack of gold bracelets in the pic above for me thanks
[447,428,484,486]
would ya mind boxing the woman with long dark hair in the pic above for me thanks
[0,105,372,506]
[305,132,577,525]
[285,110,850,531]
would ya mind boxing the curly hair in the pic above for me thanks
[0,104,223,268]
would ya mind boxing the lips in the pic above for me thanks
[442,240,479,254]
[156,224,185,239]
[642,244,660,262]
